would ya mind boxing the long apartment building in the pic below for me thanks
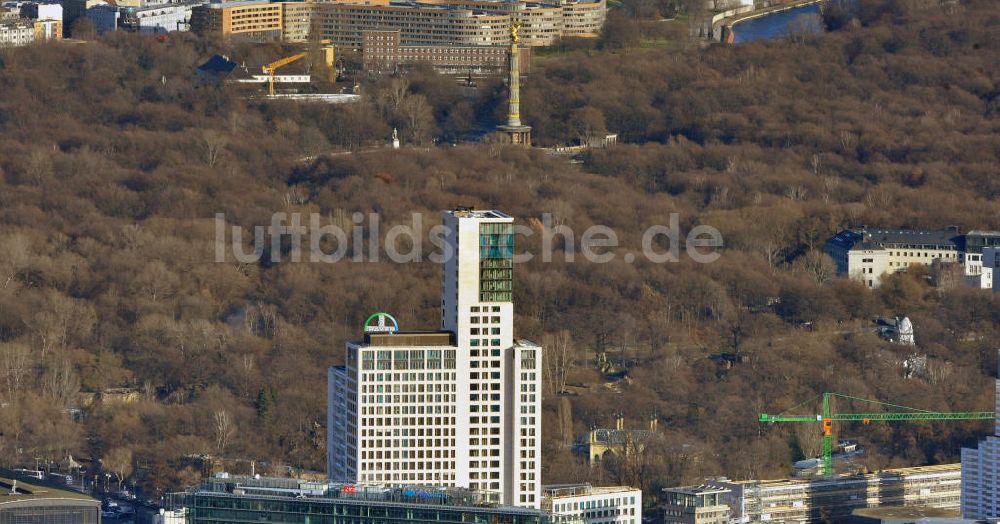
[361,28,528,75]
[702,464,961,523]
[314,1,510,47]
[167,474,548,524]
[328,209,542,509]
[825,227,1000,288]
[192,0,605,46]
[0,18,34,46]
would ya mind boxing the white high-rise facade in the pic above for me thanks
[981,247,998,291]
[328,209,542,508]
[961,357,1000,520]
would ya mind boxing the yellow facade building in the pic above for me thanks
[33,19,63,41]
[191,0,284,41]
[193,0,605,47]
[560,0,606,37]
[584,415,658,465]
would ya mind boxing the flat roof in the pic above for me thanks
[726,463,961,487]
[852,506,960,519]
[0,477,98,506]
[204,0,274,8]
[662,485,731,495]
[543,484,638,498]
[181,475,544,515]
[881,463,961,475]
[447,209,511,219]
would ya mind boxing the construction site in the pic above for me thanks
[694,464,961,523]
[195,40,361,103]
[661,382,997,523]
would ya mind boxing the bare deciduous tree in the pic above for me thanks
[241,354,256,398]
[26,149,54,185]
[542,330,573,397]
[42,357,79,407]
[0,233,31,289]
[103,447,133,491]
[793,249,838,284]
[381,78,410,114]
[0,342,33,402]
[26,292,96,360]
[214,410,236,455]
[398,94,434,144]
[201,130,228,167]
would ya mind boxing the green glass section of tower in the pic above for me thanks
[479,222,513,302]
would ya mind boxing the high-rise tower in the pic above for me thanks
[961,352,1000,519]
[329,209,542,509]
[496,23,532,146]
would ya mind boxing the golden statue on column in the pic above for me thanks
[496,21,531,145]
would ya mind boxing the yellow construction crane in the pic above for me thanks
[261,44,335,96]
[262,53,306,96]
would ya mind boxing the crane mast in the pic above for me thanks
[260,43,335,97]
[262,53,307,97]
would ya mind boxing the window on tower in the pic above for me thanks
[479,222,514,302]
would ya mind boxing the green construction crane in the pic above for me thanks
[759,392,993,476]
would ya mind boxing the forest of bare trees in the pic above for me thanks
[0,0,997,506]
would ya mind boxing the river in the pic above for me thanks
[731,2,824,43]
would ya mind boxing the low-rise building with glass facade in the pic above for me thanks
[167,473,548,524]
[0,475,101,524]
[662,485,731,524]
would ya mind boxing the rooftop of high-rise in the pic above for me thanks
[448,208,511,219]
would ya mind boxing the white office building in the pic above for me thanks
[329,209,542,508]
[543,484,642,524]
[130,3,192,33]
[961,359,1000,520]
[961,231,1000,282]
[979,247,998,291]
[20,2,61,21]
[0,18,32,46]
[825,228,1000,289]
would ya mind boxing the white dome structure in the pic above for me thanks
[897,316,915,345]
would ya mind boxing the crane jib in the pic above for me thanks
[760,412,993,422]
[758,393,993,477]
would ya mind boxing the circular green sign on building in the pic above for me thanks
[364,312,399,334]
